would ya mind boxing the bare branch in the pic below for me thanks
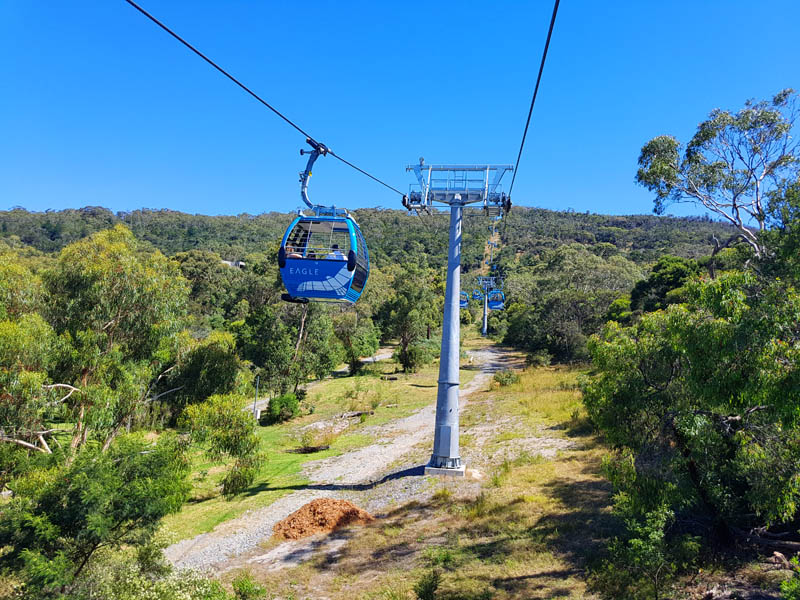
[37,434,52,454]
[43,383,81,404]
[0,435,49,453]
[146,385,185,404]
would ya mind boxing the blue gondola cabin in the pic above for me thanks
[487,290,505,310]
[278,213,369,303]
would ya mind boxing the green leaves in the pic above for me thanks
[182,394,263,498]
[333,311,377,374]
[637,135,681,209]
[503,244,644,362]
[233,304,294,393]
[377,265,440,372]
[584,272,800,533]
[46,225,189,362]
[0,255,42,320]
[630,255,699,312]
[636,90,800,258]
[0,434,190,595]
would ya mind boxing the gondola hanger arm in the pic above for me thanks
[299,138,330,209]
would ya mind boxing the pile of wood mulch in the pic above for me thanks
[272,498,375,541]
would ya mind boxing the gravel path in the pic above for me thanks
[165,346,514,571]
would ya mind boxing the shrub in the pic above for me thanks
[262,393,299,425]
[396,339,439,373]
[221,456,260,498]
[413,569,440,600]
[783,558,800,600]
[525,350,552,367]
[463,492,490,520]
[76,551,233,600]
[432,486,452,504]
[583,274,800,540]
[591,503,699,600]
[0,435,191,595]
[493,369,520,386]
[295,427,338,452]
[183,394,263,499]
[423,547,457,569]
[232,571,267,600]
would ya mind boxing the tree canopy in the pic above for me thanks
[636,89,799,258]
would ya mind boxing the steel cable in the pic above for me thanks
[123,0,404,196]
[508,0,560,196]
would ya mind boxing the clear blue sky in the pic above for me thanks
[1,1,798,217]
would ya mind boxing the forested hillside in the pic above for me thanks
[0,202,742,367]
[0,204,736,268]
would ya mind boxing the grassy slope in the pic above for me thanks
[161,355,477,543]
[228,363,617,599]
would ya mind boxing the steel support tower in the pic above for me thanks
[404,161,512,475]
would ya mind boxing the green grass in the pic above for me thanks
[162,426,364,542]
[233,363,616,599]
[490,365,588,429]
[162,352,476,542]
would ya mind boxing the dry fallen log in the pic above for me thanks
[339,411,375,419]
[732,527,800,552]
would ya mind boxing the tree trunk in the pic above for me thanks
[70,404,86,451]
[293,304,309,363]
[671,420,734,545]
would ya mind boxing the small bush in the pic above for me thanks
[232,570,267,599]
[490,458,512,487]
[297,430,315,449]
[262,393,299,425]
[432,486,453,505]
[423,546,457,569]
[396,339,439,373]
[413,569,440,600]
[222,456,261,498]
[783,558,800,600]
[590,503,700,600]
[525,350,552,367]
[378,586,410,600]
[493,369,520,386]
[294,426,339,451]
[463,492,489,520]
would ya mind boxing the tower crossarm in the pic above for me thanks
[404,163,513,208]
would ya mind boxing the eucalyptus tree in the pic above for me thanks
[333,310,379,374]
[637,89,799,259]
[376,265,441,372]
[43,225,190,452]
[764,180,800,281]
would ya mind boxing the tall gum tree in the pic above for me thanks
[636,90,799,259]
[44,225,189,452]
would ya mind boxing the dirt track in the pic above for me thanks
[165,347,517,571]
